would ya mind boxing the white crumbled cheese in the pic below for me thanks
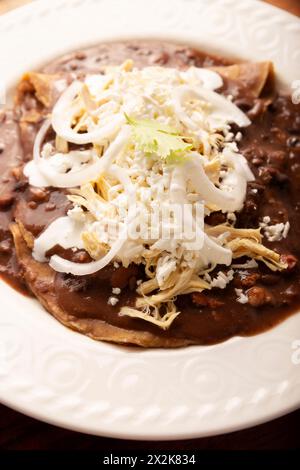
[210,269,234,289]
[235,288,249,304]
[264,223,284,241]
[283,221,290,238]
[227,212,237,224]
[225,132,234,142]
[232,259,258,269]
[251,188,258,194]
[259,216,290,241]
[235,131,242,142]
[259,216,271,228]
[156,256,177,287]
[67,205,86,223]
[225,141,239,152]
[263,221,290,242]
[107,296,119,306]
[112,287,121,295]
[31,62,254,284]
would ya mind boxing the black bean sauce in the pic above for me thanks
[0,41,299,344]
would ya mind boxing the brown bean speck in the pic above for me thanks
[45,202,56,212]
[29,187,48,202]
[28,201,37,209]
[247,287,273,307]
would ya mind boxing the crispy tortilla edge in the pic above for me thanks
[10,223,192,348]
[212,61,275,98]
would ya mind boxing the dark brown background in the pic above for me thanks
[0,0,299,450]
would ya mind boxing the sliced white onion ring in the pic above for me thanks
[173,85,251,129]
[169,166,231,266]
[27,121,131,188]
[182,67,223,90]
[52,80,124,144]
[49,164,137,275]
[33,217,84,263]
[185,152,252,212]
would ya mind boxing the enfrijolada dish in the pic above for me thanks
[0,40,299,347]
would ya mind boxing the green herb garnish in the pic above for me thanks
[125,114,192,163]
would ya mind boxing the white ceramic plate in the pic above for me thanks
[0,0,299,440]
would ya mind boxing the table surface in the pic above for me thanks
[1,0,300,15]
[0,0,300,451]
